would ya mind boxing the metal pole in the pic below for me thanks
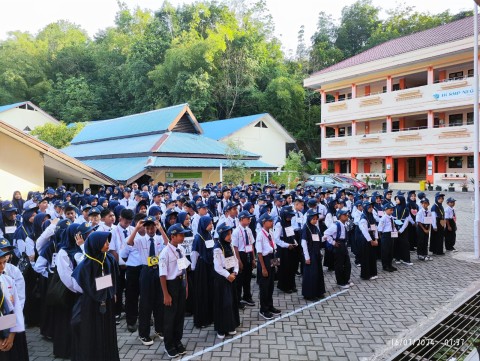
[474,3,480,258]
[220,163,223,183]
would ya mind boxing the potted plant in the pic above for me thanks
[374,179,381,190]
[461,181,468,192]
[448,183,455,192]
[435,185,442,191]
[426,180,433,191]
[365,175,370,189]
[382,175,389,190]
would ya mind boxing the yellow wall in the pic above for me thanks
[148,169,252,187]
[0,133,44,200]
[0,108,57,131]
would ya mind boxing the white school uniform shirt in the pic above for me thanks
[110,225,139,266]
[214,215,237,238]
[416,208,431,225]
[119,198,136,210]
[323,221,346,246]
[377,214,395,233]
[270,206,282,223]
[352,207,363,225]
[57,248,82,293]
[127,234,166,265]
[255,228,275,256]
[273,223,293,248]
[217,199,230,216]
[159,243,187,280]
[325,213,336,228]
[190,213,201,236]
[74,215,88,225]
[15,234,35,259]
[4,263,25,309]
[358,217,378,242]
[0,273,25,333]
[445,205,455,220]
[231,225,255,252]
[316,204,328,220]
[96,223,115,232]
[291,211,304,231]
[35,222,56,255]
[213,245,239,278]
[301,226,322,261]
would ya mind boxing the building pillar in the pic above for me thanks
[334,92,339,102]
[57,178,63,187]
[351,121,357,136]
[365,122,370,135]
[427,66,434,85]
[427,110,434,128]
[438,70,446,82]
[386,76,392,92]
[364,159,371,173]
[351,84,357,99]
[320,90,326,104]
[334,127,339,137]
[82,178,90,191]
[334,160,341,174]
[320,124,326,138]
[437,156,447,173]
[397,158,406,182]
[351,158,358,177]
[386,116,392,132]
[399,116,405,131]
[426,154,435,184]
[385,156,394,183]
[321,159,328,172]
[438,112,446,127]
[364,85,371,96]
[399,78,406,90]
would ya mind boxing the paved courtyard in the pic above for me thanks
[27,191,480,360]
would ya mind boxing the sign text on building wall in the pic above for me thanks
[432,86,474,101]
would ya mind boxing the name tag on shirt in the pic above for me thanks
[51,253,58,268]
[245,244,253,253]
[5,226,15,234]
[284,226,295,237]
[0,313,16,331]
[95,274,113,290]
[370,225,377,231]
[224,256,236,269]
[205,240,215,249]
[394,220,403,226]
[177,257,190,271]
[147,256,159,267]
[391,231,399,238]
[377,211,384,217]
[312,234,320,242]
[424,216,432,225]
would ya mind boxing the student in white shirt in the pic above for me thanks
[377,204,397,272]
[416,198,433,261]
[356,202,379,281]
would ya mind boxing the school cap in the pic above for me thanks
[0,250,11,258]
[354,200,363,207]
[143,216,156,225]
[46,188,55,195]
[88,207,101,216]
[216,222,234,235]
[383,204,395,210]
[396,190,405,196]
[281,205,296,216]
[1,201,17,213]
[238,210,253,220]
[435,192,446,198]
[259,213,274,223]
[77,222,95,236]
[0,237,14,251]
[307,198,317,207]
[123,187,132,193]
[420,198,430,204]
[56,219,72,232]
[417,192,426,199]
[305,209,319,218]
[167,223,189,236]
[152,191,162,197]
[23,202,39,212]
[82,204,92,212]
[54,200,65,208]
[446,197,456,203]
[223,202,238,213]
[165,208,178,217]
[336,209,349,217]
[196,202,208,209]
[363,201,372,208]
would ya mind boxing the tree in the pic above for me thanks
[271,150,305,188]
[309,12,343,72]
[31,122,85,148]
[223,139,248,185]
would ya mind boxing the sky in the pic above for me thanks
[0,0,474,54]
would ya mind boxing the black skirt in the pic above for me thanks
[276,247,297,292]
[23,266,42,327]
[39,274,55,339]
[213,272,240,334]
[302,242,325,299]
[53,290,76,358]
[193,258,214,328]
[0,331,28,361]
[70,295,119,361]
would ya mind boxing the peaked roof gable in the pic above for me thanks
[0,101,59,123]
[71,103,202,144]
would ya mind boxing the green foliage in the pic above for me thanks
[31,122,86,149]
[223,139,248,185]
[271,151,305,189]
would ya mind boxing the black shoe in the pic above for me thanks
[155,331,164,340]
[242,298,255,306]
[140,336,154,346]
[260,310,274,320]
[238,303,246,310]
[390,266,398,271]
[269,307,281,315]
[165,347,178,358]
[383,267,394,272]
[127,323,137,333]
[176,343,186,355]
[291,288,298,292]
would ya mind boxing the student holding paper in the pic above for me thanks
[416,199,433,261]
[71,232,120,361]
[0,250,28,361]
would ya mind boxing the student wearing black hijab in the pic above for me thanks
[301,210,326,301]
[393,195,413,266]
[356,202,379,280]
[323,199,337,272]
[191,215,215,328]
[71,232,119,361]
[431,193,446,256]
[213,223,240,339]
[406,191,419,251]
[0,202,19,249]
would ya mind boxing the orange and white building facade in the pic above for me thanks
[304,16,480,189]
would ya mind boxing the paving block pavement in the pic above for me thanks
[27,191,480,360]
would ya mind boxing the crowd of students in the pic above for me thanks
[0,180,458,359]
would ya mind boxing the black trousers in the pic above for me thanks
[236,252,253,301]
[431,221,445,254]
[164,279,186,351]
[138,266,163,338]
[333,241,351,286]
[416,226,429,257]
[394,230,410,262]
[445,220,456,250]
[125,265,142,326]
[257,254,274,313]
[381,233,394,269]
[360,241,377,279]
[115,267,126,316]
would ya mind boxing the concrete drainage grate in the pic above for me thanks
[392,291,480,361]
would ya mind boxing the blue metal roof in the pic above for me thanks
[153,157,276,169]
[201,113,267,140]
[80,157,149,182]
[71,103,188,144]
[63,134,161,158]
[0,102,27,113]
[158,132,258,157]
